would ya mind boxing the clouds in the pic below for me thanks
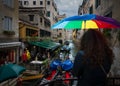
[54,0,83,17]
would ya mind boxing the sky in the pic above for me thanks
[54,0,83,17]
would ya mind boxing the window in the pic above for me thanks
[59,33,62,37]
[40,30,44,37]
[33,1,36,5]
[40,18,42,23]
[26,28,37,36]
[24,1,29,5]
[29,15,34,21]
[89,5,93,14]
[105,12,112,17]
[47,1,50,5]
[95,0,101,8]
[40,1,43,5]
[3,0,14,8]
[3,16,12,30]
[19,1,22,6]
[47,11,50,17]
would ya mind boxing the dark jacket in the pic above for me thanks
[72,51,111,86]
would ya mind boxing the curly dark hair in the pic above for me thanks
[80,29,114,66]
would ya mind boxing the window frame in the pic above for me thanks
[33,1,36,5]
[95,0,101,8]
[29,15,34,21]
[40,1,43,5]
[3,16,12,31]
[24,1,29,5]
[47,11,50,17]
[47,1,50,5]
[3,0,14,8]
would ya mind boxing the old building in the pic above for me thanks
[19,0,51,41]
[55,14,67,44]
[0,0,21,65]
[78,0,93,15]
[46,0,59,41]
[78,0,120,76]
[19,19,39,42]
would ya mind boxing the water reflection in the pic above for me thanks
[68,41,79,61]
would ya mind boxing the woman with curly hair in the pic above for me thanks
[72,29,114,86]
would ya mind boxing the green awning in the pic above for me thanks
[29,40,60,50]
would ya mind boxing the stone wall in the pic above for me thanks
[110,30,120,76]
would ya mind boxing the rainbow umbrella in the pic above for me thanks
[51,14,120,29]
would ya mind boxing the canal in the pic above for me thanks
[67,40,79,62]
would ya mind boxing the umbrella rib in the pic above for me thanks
[84,20,86,29]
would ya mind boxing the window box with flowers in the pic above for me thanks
[3,30,15,35]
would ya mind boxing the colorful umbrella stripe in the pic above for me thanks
[51,14,120,29]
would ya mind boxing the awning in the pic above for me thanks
[0,42,21,48]
[29,40,60,50]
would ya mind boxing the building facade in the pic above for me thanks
[46,0,59,41]
[19,19,39,41]
[0,0,21,65]
[19,0,51,41]
[78,0,120,76]
[78,0,93,15]
[56,14,67,44]
[93,0,120,76]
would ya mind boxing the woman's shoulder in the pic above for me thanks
[75,50,84,60]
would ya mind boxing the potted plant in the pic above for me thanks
[3,30,15,35]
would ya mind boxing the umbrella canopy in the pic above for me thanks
[0,63,26,82]
[51,14,120,29]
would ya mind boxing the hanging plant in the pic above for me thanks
[3,30,15,35]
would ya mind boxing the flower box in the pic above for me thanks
[3,30,15,35]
